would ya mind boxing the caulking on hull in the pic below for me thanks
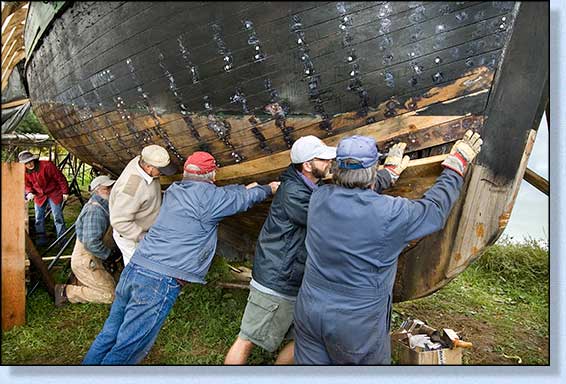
[24,2,549,301]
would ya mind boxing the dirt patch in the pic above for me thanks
[393,306,546,365]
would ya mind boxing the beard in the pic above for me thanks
[311,164,329,180]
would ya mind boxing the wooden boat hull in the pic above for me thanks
[24,2,548,301]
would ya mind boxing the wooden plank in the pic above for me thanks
[523,167,549,196]
[1,1,26,27]
[1,48,25,91]
[382,155,448,200]
[1,11,26,45]
[1,97,29,109]
[447,130,538,278]
[477,2,549,182]
[51,66,493,167]
[1,162,26,330]
[1,37,18,63]
[215,114,468,183]
[25,232,55,298]
[216,282,250,290]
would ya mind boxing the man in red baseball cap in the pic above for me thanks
[183,151,218,176]
[84,151,280,365]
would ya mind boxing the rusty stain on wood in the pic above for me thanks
[499,212,511,229]
[475,223,485,238]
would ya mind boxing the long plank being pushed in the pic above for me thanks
[214,114,474,183]
[159,112,479,187]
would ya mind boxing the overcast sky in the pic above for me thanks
[501,113,549,242]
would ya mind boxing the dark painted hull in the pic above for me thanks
[24,2,548,301]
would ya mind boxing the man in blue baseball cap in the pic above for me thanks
[293,131,482,364]
[225,134,409,365]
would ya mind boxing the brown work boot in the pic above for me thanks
[54,284,69,307]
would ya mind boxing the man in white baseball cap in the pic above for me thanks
[89,175,116,192]
[109,145,177,266]
[54,174,117,306]
[226,135,336,364]
[226,133,408,364]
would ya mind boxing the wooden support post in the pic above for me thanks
[2,162,26,330]
[523,167,549,196]
[25,233,55,298]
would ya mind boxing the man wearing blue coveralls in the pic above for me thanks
[293,130,483,364]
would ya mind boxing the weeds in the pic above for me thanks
[2,239,549,365]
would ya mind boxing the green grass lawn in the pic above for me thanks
[1,236,548,365]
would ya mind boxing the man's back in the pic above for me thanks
[131,179,272,284]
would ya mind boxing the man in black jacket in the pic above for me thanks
[224,135,409,364]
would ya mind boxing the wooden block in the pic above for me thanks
[1,162,26,330]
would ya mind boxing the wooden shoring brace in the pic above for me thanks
[1,162,26,330]
[25,232,55,298]
[523,168,549,196]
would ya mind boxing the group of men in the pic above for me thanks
[20,127,482,365]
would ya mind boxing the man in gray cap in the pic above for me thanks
[55,175,117,306]
[19,150,69,246]
[109,145,177,266]
[225,135,406,365]
[293,131,482,364]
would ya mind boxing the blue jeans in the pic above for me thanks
[82,262,181,365]
[35,198,66,242]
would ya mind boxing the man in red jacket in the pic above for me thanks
[19,150,70,246]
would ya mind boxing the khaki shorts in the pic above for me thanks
[239,286,295,353]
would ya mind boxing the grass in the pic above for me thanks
[393,237,549,365]
[3,210,549,366]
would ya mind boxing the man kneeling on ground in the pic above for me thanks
[83,151,280,365]
[54,175,117,306]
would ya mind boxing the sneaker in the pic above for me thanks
[54,284,69,307]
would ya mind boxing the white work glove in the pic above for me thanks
[441,130,483,176]
[268,181,281,194]
[62,194,69,202]
[26,192,35,201]
[384,142,410,184]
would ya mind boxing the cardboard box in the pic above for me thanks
[391,335,463,365]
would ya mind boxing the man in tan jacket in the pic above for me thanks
[109,145,177,265]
